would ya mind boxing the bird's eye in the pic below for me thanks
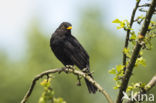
[61,25,65,29]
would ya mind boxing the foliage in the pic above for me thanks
[110,2,156,101]
[112,19,131,30]
[39,77,66,103]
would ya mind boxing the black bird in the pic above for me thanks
[50,22,97,93]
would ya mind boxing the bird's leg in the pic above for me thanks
[76,75,82,86]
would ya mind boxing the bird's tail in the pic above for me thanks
[84,73,97,94]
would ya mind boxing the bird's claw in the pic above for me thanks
[82,68,88,72]
[82,68,94,75]
[82,68,94,76]
[65,65,75,73]
[66,65,74,69]
[65,65,70,68]
[89,71,94,75]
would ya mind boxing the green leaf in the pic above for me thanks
[54,98,66,103]
[130,34,136,40]
[109,68,116,74]
[117,26,123,30]
[112,19,121,23]
[127,86,133,92]
[116,65,124,72]
[113,86,119,90]
[136,0,140,2]
[123,48,131,58]
[139,51,143,56]
[136,57,146,67]
[123,48,129,54]
[114,76,118,81]
[113,81,121,90]
[130,31,136,40]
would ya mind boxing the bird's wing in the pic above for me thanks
[63,36,89,69]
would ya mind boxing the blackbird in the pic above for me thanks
[50,22,97,93]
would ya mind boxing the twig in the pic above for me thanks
[21,67,114,103]
[139,8,148,12]
[123,0,141,72]
[20,68,64,103]
[145,75,156,91]
[117,0,156,103]
[139,3,151,7]
[126,75,156,103]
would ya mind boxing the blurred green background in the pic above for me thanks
[0,0,156,103]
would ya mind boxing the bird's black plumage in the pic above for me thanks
[50,22,97,93]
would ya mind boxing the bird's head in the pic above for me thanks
[58,22,72,32]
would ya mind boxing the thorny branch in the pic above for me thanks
[21,67,114,103]
[117,0,156,103]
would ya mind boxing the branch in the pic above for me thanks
[138,3,151,7]
[123,0,141,69]
[126,75,156,103]
[116,0,156,103]
[21,67,114,103]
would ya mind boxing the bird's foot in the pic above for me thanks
[82,68,88,72]
[66,65,74,69]
[76,75,82,86]
[82,68,94,76]
[65,65,74,73]
[88,71,94,75]
[65,65,70,68]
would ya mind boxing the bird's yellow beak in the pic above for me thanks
[66,26,72,30]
